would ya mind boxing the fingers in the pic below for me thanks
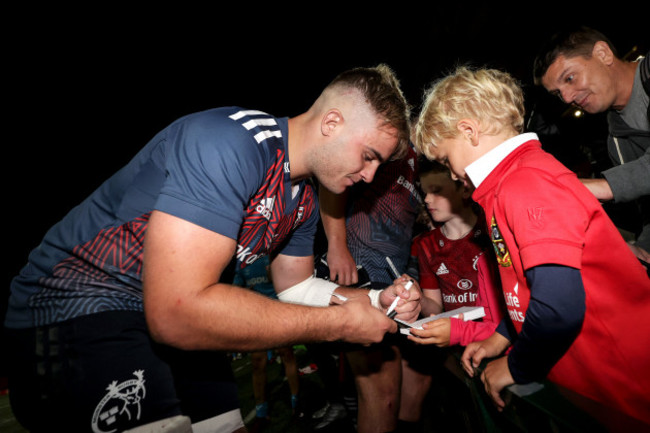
[407,329,444,346]
[461,344,485,377]
[481,370,506,411]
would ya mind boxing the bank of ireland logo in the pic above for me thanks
[490,216,511,267]
[91,370,147,433]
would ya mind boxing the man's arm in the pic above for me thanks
[600,147,650,202]
[142,210,396,351]
[271,252,422,321]
[318,185,359,286]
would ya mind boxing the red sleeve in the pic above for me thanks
[414,234,439,290]
[498,169,586,270]
[449,253,504,346]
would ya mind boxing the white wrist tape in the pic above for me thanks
[367,289,383,309]
[277,276,340,307]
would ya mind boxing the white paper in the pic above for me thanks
[396,306,485,335]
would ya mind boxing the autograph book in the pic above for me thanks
[396,306,485,335]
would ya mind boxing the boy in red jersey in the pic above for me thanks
[408,157,503,346]
[398,157,504,428]
[414,66,650,427]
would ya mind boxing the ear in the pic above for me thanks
[456,119,480,146]
[321,109,343,136]
[592,41,614,66]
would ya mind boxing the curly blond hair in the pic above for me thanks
[415,66,524,161]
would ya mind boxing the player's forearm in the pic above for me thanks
[147,282,353,351]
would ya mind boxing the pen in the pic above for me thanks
[386,279,413,318]
[385,256,401,279]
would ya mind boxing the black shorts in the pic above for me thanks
[5,310,239,433]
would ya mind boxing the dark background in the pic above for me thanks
[4,5,648,346]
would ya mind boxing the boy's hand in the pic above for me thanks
[481,356,514,411]
[461,332,510,377]
[407,318,452,347]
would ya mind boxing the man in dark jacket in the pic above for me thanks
[533,26,649,263]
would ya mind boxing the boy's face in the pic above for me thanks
[419,171,465,223]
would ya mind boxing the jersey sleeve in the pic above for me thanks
[413,234,440,290]
[154,109,266,239]
[497,168,588,270]
[449,253,504,346]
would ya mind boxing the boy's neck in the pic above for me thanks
[478,130,519,154]
[442,209,477,240]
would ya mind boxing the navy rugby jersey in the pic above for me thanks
[7,107,317,328]
[345,144,421,285]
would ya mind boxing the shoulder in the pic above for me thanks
[172,107,285,172]
[413,229,441,251]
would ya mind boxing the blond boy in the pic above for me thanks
[415,66,650,426]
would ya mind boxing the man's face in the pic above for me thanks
[541,53,617,114]
[313,121,398,194]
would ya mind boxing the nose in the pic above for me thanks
[559,87,574,105]
[360,163,378,184]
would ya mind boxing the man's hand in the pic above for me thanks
[326,244,359,286]
[337,296,398,344]
[580,178,613,201]
[380,276,421,322]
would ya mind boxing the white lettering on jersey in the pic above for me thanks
[472,253,482,271]
[396,175,423,203]
[236,244,261,265]
[505,283,525,323]
[256,196,276,220]
[444,292,478,304]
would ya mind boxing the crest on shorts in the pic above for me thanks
[91,370,147,433]
[490,216,511,267]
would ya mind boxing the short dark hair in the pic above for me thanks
[417,155,464,188]
[418,155,448,176]
[328,64,411,160]
[533,26,618,85]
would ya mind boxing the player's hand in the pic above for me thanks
[338,296,397,344]
[381,276,421,322]
[326,246,359,286]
